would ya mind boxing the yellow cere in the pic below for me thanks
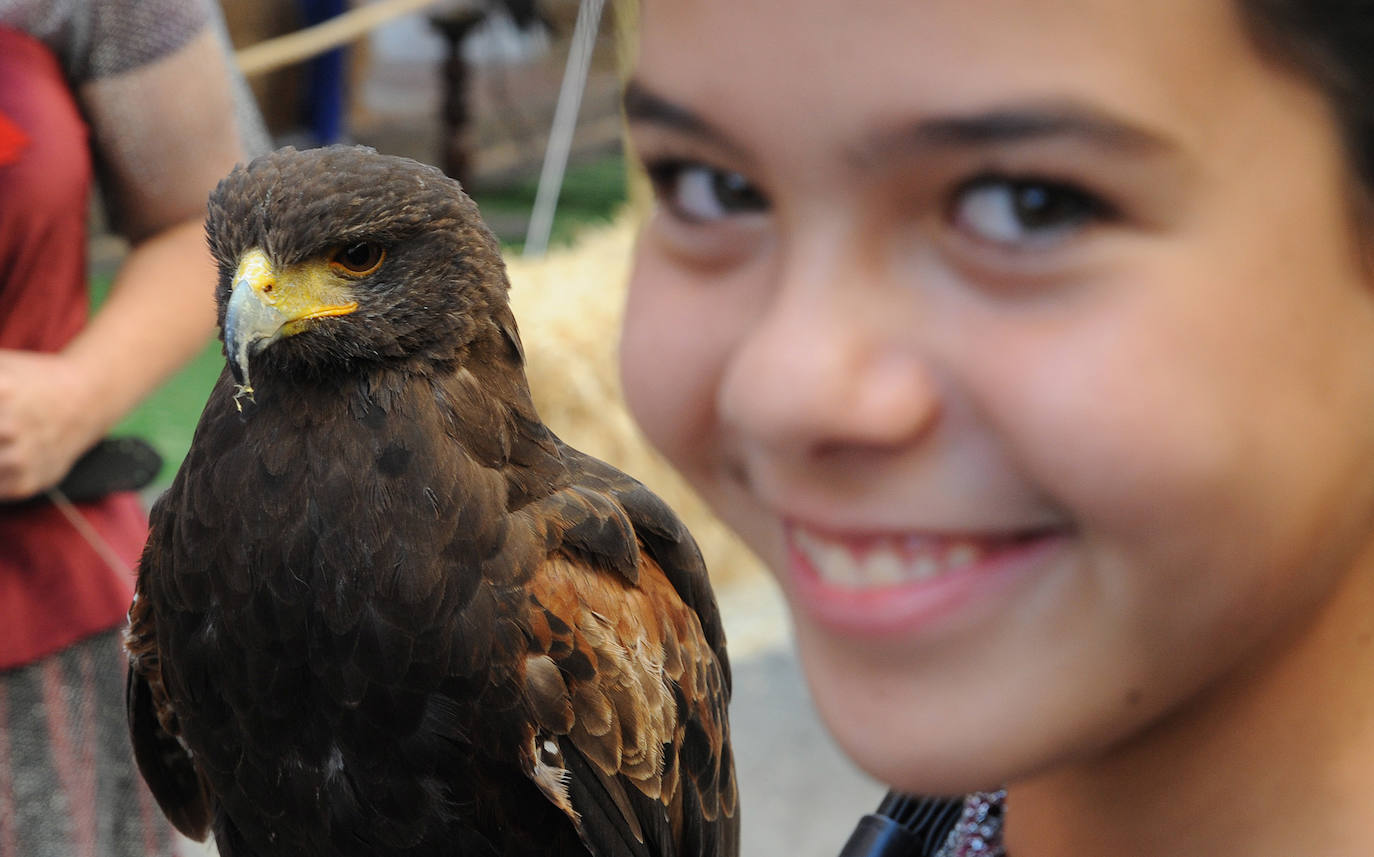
[234,248,361,337]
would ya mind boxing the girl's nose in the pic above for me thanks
[716,282,941,460]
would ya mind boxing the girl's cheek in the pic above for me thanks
[623,227,774,447]
[619,255,720,468]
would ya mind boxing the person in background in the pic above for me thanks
[620,1,1374,854]
[0,0,267,852]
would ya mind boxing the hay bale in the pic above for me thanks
[505,215,765,588]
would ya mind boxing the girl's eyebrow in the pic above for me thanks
[625,79,1180,172]
[622,80,748,157]
[850,102,1180,169]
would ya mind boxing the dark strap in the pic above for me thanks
[54,437,162,502]
[837,792,966,857]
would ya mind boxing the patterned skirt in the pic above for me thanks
[0,627,181,857]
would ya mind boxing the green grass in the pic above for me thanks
[112,341,224,490]
[97,154,628,490]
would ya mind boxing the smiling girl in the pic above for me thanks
[618,1,1374,854]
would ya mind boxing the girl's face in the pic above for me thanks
[621,0,1374,793]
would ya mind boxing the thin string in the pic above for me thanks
[523,0,607,257]
[44,488,133,577]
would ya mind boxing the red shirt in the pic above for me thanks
[0,26,146,670]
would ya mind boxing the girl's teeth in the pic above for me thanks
[863,547,905,585]
[804,531,862,586]
[795,528,991,589]
[947,543,980,569]
[912,555,941,580]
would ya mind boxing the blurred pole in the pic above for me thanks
[523,0,605,257]
[432,9,486,186]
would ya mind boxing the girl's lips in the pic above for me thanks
[784,522,1066,638]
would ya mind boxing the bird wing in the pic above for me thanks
[556,442,731,685]
[509,445,739,857]
[125,524,215,842]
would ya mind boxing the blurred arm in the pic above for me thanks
[0,20,259,500]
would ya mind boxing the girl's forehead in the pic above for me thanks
[632,0,1273,152]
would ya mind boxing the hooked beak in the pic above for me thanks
[222,249,359,389]
[224,276,288,387]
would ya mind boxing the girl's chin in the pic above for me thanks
[797,650,1030,795]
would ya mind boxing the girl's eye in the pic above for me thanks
[329,242,386,276]
[646,160,768,223]
[950,177,1110,248]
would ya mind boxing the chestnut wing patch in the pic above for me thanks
[517,550,737,857]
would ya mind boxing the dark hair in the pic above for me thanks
[1240,1,1374,196]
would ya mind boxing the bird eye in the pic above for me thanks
[329,242,386,276]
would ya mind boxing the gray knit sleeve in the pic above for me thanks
[77,1,269,242]
[0,0,206,85]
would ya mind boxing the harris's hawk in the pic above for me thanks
[125,146,738,857]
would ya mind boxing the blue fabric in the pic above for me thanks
[298,0,347,144]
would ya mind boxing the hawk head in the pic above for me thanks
[206,146,510,391]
